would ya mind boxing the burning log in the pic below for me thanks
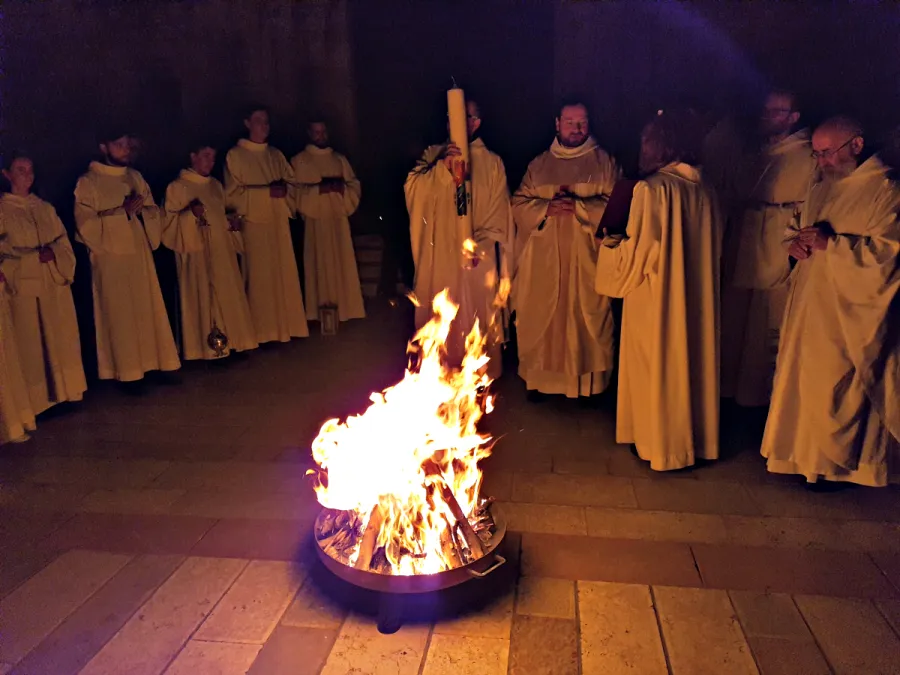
[423,460,485,560]
[472,497,497,542]
[355,506,385,570]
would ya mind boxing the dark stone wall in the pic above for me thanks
[2,0,896,213]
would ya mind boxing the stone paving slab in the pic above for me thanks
[422,634,510,675]
[194,559,302,644]
[507,614,578,675]
[578,581,668,674]
[319,614,430,675]
[654,586,758,674]
[515,576,575,619]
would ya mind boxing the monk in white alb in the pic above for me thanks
[0,157,87,415]
[291,120,365,322]
[74,132,181,382]
[225,107,308,343]
[512,99,620,399]
[0,223,35,443]
[405,99,513,377]
[762,117,900,488]
[163,142,258,360]
[596,111,722,470]
[721,90,817,406]
[1,155,86,413]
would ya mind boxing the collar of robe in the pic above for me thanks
[305,144,333,155]
[550,136,599,159]
[841,154,890,184]
[181,169,211,184]
[769,128,811,156]
[238,139,268,151]
[0,192,36,208]
[90,160,128,176]
[659,162,701,183]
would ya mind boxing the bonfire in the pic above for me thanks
[308,275,508,577]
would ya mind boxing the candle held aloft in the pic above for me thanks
[447,87,475,252]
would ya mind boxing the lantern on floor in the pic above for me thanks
[319,303,339,336]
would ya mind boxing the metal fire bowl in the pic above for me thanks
[314,509,507,594]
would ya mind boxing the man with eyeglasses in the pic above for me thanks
[761,116,900,489]
[721,89,817,408]
[405,98,513,378]
[512,97,620,401]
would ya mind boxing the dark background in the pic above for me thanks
[2,0,898,374]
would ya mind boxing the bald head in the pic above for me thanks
[816,115,863,138]
[812,116,864,178]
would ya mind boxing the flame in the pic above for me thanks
[309,290,497,575]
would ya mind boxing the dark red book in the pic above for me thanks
[596,178,639,238]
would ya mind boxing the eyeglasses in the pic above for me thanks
[763,107,793,117]
[812,135,858,160]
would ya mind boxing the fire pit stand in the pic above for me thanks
[314,509,508,633]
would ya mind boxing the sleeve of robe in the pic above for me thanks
[594,181,661,298]
[825,190,900,442]
[224,151,245,212]
[404,146,450,270]
[162,181,205,254]
[510,161,550,246]
[130,171,162,251]
[42,203,77,284]
[73,175,106,254]
[573,151,622,234]
[477,157,514,279]
[340,156,361,217]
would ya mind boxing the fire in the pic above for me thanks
[309,289,503,575]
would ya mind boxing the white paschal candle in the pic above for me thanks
[447,87,475,250]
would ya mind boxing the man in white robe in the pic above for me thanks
[225,107,308,343]
[0,226,36,443]
[1,155,86,413]
[762,117,900,488]
[596,111,722,470]
[291,121,365,323]
[405,100,513,377]
[512,100,619,398]
[74,132,181,383]
[163,143,258,360]
[721,91,817,406]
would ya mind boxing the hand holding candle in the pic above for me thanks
[447,86,474,260]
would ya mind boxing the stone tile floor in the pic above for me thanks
[2,303,900,674]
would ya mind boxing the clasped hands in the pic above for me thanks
[188,199,210,227]
[788,222,832,260]
[122,191,144,218]
[547,186,576,218]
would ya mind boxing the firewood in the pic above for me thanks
[422,460,485,559]
[354,506,384,570]
[440,514,463,568]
